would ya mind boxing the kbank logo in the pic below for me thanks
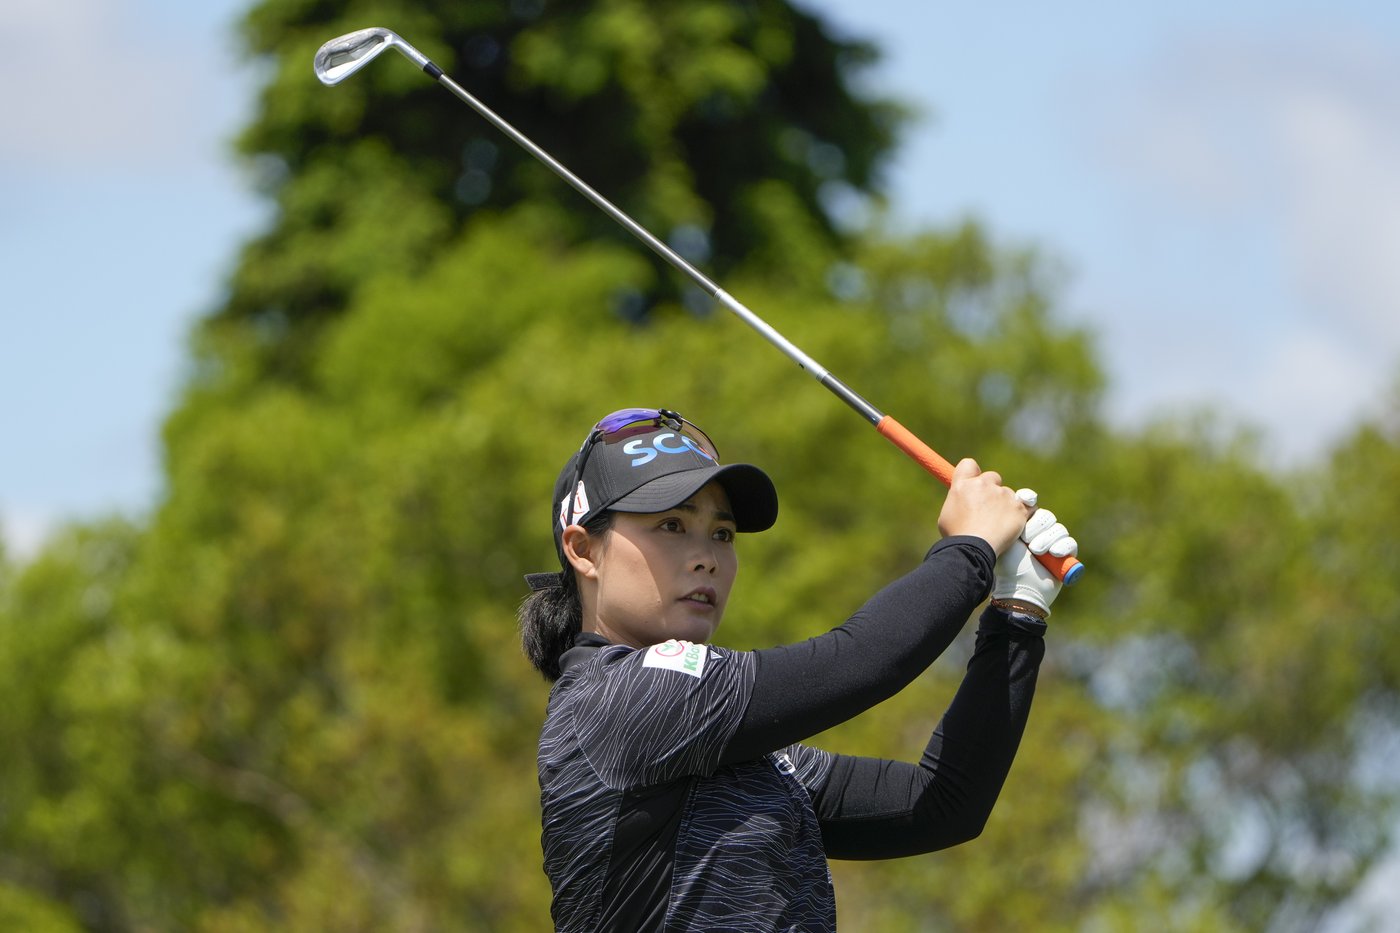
[642,639,710,679]
[623,432,716,467]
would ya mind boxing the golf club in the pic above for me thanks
[314,26,1082,584]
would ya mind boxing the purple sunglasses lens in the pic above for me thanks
[587,407,719,459]
[594,408,662,433]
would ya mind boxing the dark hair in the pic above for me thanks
[519,510,616,681]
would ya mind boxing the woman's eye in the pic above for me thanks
[660,519,683,532]
[714,527,736,543]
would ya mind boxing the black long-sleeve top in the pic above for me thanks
[537,535,1047,931]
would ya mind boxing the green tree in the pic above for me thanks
[3,0,1400,929]
[0,521,141,930]
[209,0,900,385]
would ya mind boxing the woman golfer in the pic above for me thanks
[520,407,1076,931]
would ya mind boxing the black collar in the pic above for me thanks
[558,631,612,676]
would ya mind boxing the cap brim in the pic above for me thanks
[608,463,777,532]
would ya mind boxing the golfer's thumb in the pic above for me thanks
[952,457,982,482]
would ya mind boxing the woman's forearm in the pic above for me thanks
[814,607,1047,859]
[720,536,996,764]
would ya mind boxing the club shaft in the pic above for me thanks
[378,42,1081,583]
[429,68,884,423]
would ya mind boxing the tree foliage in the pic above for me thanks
[3,1,1399,930]
[213,0,900,385]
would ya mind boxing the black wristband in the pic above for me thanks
[983,602,1049,637]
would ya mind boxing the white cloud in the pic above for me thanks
[1248,332,1380,461]
[1081,22,1400,455]
[1275,77,1400,349]
[0,505,58,563]
[0,0,245,169]
[1113,28,1400,344]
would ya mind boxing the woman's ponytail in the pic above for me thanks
[519,575,582,681]
[519,510,614,681]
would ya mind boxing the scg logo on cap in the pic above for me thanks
[623,433,716,468]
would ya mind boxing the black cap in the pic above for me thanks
[525,418,778,590]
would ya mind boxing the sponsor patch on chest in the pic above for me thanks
[641,639,709,678]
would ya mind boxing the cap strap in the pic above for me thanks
[524,571,566,592]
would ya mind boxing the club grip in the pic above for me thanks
[875,416,1084,585]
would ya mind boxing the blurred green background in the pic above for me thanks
[3,1,1399,930]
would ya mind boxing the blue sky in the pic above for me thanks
[4,0,1399,563]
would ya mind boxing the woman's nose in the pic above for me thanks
[691,541,718,574]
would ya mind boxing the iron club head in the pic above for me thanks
[314,27,432,85]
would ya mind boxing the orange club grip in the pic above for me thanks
[875,415,1083,585]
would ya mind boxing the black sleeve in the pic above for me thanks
[813,606,1046,859]
[719,535,995,765]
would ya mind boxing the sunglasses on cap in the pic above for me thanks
[565,408,719,526]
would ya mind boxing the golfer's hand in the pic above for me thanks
[991,490,1078,618]
[937,458,1032,555]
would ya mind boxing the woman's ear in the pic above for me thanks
[561,525,600,580]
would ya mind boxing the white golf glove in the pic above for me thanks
[990,489,1078,618]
